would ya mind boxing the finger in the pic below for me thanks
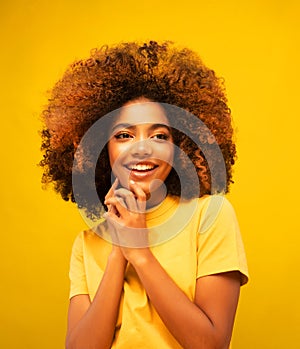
[107,203,117,214]
[104,178,119,212]
[105,178,119,201]
[113,188,138,212]
[103,210,123,226]
[105,197,128,217]
[104,212,149,248]
[129,180,147,201]
[129,180,147,212]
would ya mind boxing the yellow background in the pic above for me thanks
[1,0,299,348]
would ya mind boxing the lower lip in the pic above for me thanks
[127,167,158,180]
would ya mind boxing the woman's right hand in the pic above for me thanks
[104,178,128,266]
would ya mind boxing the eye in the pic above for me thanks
[152,133,170,141]
[114,132,133,140]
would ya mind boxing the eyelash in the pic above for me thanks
[152,133,169,140]
[114,132,132,139]
[114,132,170,141]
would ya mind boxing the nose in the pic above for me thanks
[130,140,153,158]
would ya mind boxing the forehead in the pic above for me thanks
[112,101,169,127]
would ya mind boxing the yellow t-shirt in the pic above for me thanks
[69,195,249,348]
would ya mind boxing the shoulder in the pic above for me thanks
[71,224,109,254]
[72,228,97,245]
[195,195,249,285]
[197,195,238,234]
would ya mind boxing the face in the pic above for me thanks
[107,100,174,196]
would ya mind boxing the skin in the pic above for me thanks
[65,99,241,349]
[107,100,174,208]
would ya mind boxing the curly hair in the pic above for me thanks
[40,40,236,217]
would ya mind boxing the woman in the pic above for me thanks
[40,41,248,349]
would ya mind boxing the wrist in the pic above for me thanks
[127,248,154,268]
[109,246,127,269]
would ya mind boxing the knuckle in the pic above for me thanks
[115,188,132,197]
[139,193,147,201]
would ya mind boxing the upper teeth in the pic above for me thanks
[129,164,155,171]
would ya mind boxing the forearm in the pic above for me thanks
[130,250,220,349]
[66,251,126,349]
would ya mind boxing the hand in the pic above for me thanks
[104,178,128,265]
[104,179,150,261]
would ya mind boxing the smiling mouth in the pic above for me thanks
[126,162,158,173]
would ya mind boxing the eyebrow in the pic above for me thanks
[111,123,171,133]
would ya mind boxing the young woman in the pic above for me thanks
[40,41,248,349]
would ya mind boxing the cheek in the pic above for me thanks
[162,143,174,165]
[107,142,115,167]
[107,143,120,169]
[108,142,130,169]
[108,142,120,164]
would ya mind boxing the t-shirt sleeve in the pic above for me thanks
[196,196,249,285]
[69,232,89,299]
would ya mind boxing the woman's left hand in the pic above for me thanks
[104,180,150,262]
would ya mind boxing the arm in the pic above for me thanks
[65,247,127,349]
[66,180,127,349]
[128,249,240,349]
[105,181,241,349]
